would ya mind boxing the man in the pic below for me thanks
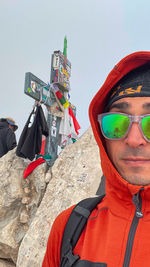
[0,117,18,157]
[42,51,150,266]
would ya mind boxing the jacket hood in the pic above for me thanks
[89,51,150,200]
[0,121,9,129]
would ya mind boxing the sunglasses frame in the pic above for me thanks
[98,112,150,142]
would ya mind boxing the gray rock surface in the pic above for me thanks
[0,259,15,267]
[0,127,103,266]
[16,127,102,267]
[0,259,16,267]
[0,149,47,264]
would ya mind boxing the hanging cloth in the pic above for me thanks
[59,107,80,147]
[23,157,46,179]
[68,107,81,135]
[16,105,49,161]
[51,84,69,108]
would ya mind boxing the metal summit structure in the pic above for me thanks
[24,37,76,167]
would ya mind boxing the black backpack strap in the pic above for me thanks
[60,194,105,267]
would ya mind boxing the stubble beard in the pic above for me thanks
[115,147,150,186]
[121,173,150,186]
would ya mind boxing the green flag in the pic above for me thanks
[63,36,67,58]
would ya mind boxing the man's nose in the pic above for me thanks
[124,122,147,147]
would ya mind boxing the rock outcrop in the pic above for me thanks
[0,127,103,266]
[0,259,15,267]
[0,150,47,266]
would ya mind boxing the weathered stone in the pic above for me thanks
[0,127,103,266]
[24,187,31,194]
[44,172,52,183]
[19,210,29,224]
[0,149,47,264]
[16,127,103,267]
[0,259,15,267]
[0,217,19,263]
[21,197,31,205]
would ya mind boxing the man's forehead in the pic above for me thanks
[109,97,150,112]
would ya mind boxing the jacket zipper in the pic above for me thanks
[123,189,143,267]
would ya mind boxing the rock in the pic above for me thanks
[16,127,103,267]
[0,149,47,264]
[24,188,31,194]
[19,210,30,224]
[0,259,15,267]
[44,172,52,183]
[21,197,31,205]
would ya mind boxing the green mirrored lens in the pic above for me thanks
[102,114,130,139]
[141,116,150,140]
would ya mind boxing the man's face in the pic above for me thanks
[105,97,150,185]
[8,124,15,131]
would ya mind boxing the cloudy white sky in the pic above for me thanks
[1,0,150,140]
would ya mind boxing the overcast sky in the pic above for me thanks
[1,0,150,140]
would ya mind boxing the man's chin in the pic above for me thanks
[121,173,150,186]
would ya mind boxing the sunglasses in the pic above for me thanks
[98,112,150,141]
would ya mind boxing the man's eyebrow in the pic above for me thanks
[109,102,129,110]
[143,103,150,109]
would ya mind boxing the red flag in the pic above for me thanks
[68,107,80,135]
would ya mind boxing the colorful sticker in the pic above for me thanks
[28,87,32,93]
[31,81,38,93]
[53,54,60,69]
[51,126,57,137]
[54,76,58,82]
[52,120,56,127]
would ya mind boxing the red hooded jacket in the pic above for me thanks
[42,51,150,267]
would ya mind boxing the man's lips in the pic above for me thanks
[122,157,150,165]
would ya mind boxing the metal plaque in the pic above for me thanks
[24,72,53,107]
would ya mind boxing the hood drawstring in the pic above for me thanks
[132,189,144,218]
